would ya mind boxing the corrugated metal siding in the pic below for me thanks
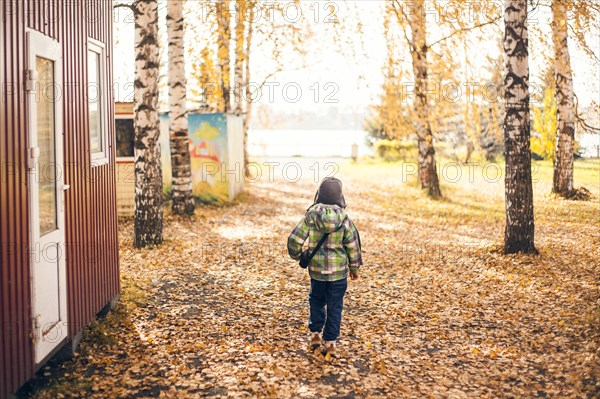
[1,1,34,395]
[26,0,59,39]
[61,0,120,340]
[1,1,119,396]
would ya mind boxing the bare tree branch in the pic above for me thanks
[114,3,134,11]
[566,22,600,64]
[256,61,312,91]
[428,17,502,48]
[390,0,415,52]
[574,94,600,133]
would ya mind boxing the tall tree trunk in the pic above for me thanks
[503,0,536,254]
[134,0,163,247]
[465,142,474,164]
[233,0,246,115]
[407,1,441,197]
[243,3,254,177]
[551,0,575,196]
[167,0,195,215]
[217,0,232,113]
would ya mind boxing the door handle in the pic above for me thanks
[60,184,70,214]
[28,147,40,170]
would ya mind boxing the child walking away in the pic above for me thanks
[287,177,363,358]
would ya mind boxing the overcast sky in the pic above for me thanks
[112,1,599,116]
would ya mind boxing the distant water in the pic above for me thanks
[579,133,600,158]
[248,129,372,158]
[248,129,600,159]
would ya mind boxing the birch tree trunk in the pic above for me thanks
[503,0,536,254]
[167,0,195,215]
[134,0,163,247]
[233,0,246,115]
[551,0,575,196]
[407,1,441,197]
[243,3,254,177]
[217,0,232,113]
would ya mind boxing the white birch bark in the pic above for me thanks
[134,0,163,247]
[407,1,441,197]
[217,0,232,113]
[243,2,254,177]
[233,0,246,115]
[167,0,195,214]
[551,0,575,196]
[503,0,536,254]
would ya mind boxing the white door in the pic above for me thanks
[26,30,68,364]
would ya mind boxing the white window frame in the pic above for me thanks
[87,37,109,166]
[115,114,135,162]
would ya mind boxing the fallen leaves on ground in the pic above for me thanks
[27,160,599,398]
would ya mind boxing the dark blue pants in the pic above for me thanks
[308,278,348,342]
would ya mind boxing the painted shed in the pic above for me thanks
[0,0,120,396]
[114,102,244,215]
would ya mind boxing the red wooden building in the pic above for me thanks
[1,1,120,396]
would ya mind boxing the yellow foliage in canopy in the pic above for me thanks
[531,83,558,161]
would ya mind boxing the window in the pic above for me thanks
[115,117,135,159]
[36,55,58,235]
[88,38,108,164]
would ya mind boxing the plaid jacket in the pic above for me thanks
[287,204,363,281]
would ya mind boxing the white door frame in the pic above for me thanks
[26,29,68,365]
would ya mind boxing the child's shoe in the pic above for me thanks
[322,340,337,357]
[309,332,322,351]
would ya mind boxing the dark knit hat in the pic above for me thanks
[314,177,346,208]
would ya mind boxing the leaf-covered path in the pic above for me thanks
[29,161,599,398]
